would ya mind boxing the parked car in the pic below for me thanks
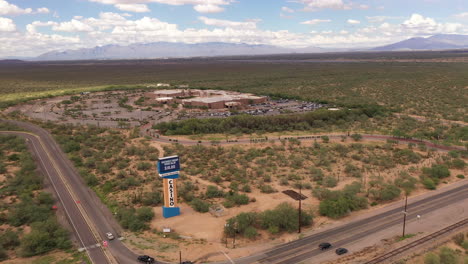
[137,255,155,263]
[335,248,348,255]
[318,242,332,250]
[106,232,114,240]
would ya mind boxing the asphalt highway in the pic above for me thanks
[251,183,468,264]
[1,119,466,264]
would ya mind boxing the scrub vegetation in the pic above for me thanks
[0,135,72,260]
[0,53,467,121]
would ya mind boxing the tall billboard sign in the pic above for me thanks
[158,156,181,218]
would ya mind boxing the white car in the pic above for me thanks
[106,232,115,240]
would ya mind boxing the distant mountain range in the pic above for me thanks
[35,42,332,61]
[17,34,468,61]
[372,34,468,51]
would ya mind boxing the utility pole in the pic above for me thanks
[298,183,302,234]
[233,222,237,249]
[402,193,408,237]
[179,251,181,264]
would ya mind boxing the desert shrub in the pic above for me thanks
[421,177,437,190]
[422,164,450,179]
[142,192,163,206]
[260,184,277,193]
[19,218,71,257]
[424,252,440,264]
[225,193,249,206]
[0,229,20,249]
[394,172,418,194]
[205,185,224,198]
[323,176,338,188]
[260,203,312,234]
[451,159,466,169]
[438,247,458,264]
[309,167,324,181]
[83,173,99,187]
[452,233,465,246]
[379,184,401,201]
[136,162,152,171]
[319,183,367,218]
[351,133,362,141]
[190,199,210,213]
[0,246,7,261]
[242,185,251,192]
[115,207,153,231]
[244,226,258,239]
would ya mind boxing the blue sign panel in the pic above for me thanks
[158,156,180,177]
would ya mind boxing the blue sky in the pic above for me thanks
[0,0,467,57]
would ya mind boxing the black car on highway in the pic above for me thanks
[318,242,332,250]
[335,248,348,255]
[137,255,155,263]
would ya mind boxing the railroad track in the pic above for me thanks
[364,218,468,264]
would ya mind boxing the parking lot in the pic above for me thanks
[8,90,325,128]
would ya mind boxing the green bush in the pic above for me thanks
[19,218,71,257]
[260,184,277,193]
[322,176,338,188]
[260,203,312,234]
[115,207,152,232]
[422,164,450,179]
[424,252,440,264]
[136,162,152,171]
[136,207,154,222]
[319,183,367,218]
[0,229,20,249]
[142,192,162,206]
[421,177,437,190]
[225,193,250,206]
[0,245,7,261]
[438,247,458,264]
[190,199,210,213]
[205,185,224,198]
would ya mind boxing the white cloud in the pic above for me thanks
[193,4,224,13]
[115,4,150,13]
[0,16,15,31]
[301,19,331,25]
[454,12,468,20]
[366,16,388,23]
[347,19,360,24]
[0,0,50,16]
[198,16,258,29]
[282,7,294,13]
[4,12,468,58]
[0,0,32,15]
[297,0,350,11]
[88,0,233,13]
[53,19,94,32]
[358,4,369,9]
[36,8,50,14]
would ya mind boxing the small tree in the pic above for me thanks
[351,133,362,141]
